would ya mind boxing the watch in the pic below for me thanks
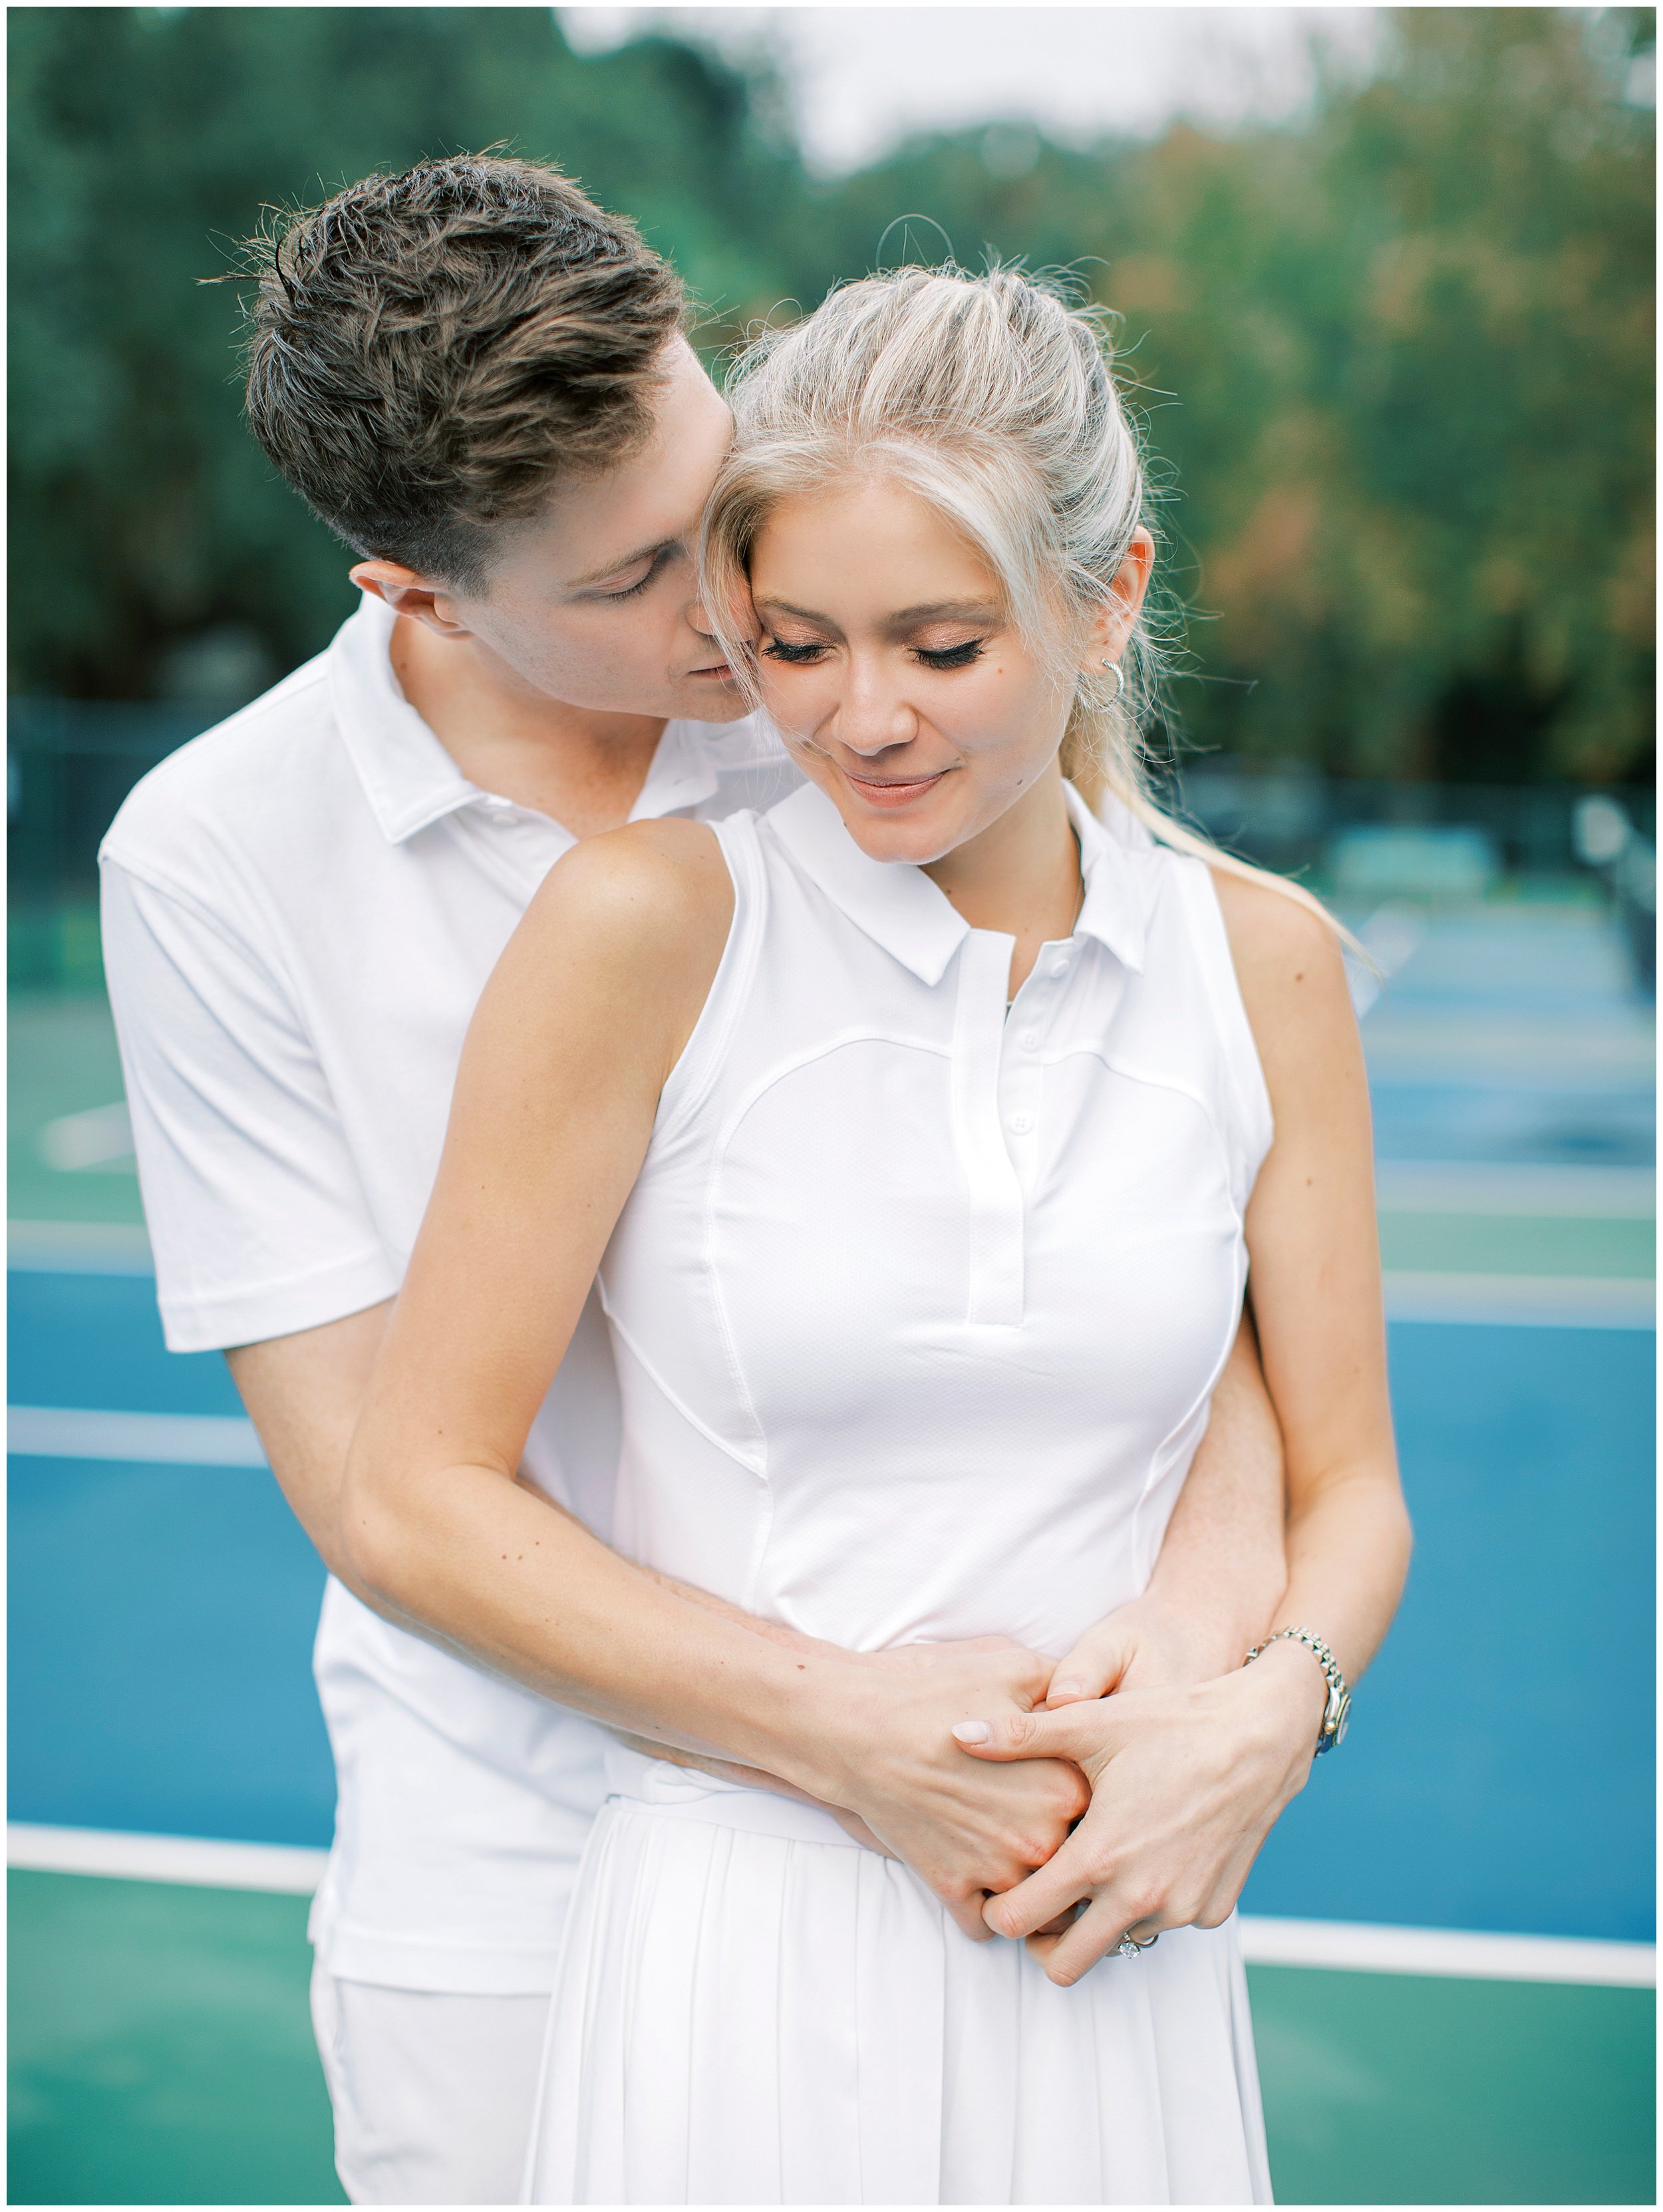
[1244,1627,1351,1754]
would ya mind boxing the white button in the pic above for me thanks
[1019,1030,1038,1051]
[1048,956,1069,980]
[1009,1111,1034,1135]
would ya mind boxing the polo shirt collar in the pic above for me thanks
[768,774,1155,988]
[329,593,480,843]
[327,591,785,843]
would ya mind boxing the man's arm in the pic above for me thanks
[228,1304,392,1595]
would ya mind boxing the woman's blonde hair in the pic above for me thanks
[702,263,1336,927]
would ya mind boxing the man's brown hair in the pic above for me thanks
[241,155,685,587]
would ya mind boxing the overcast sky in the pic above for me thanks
[559,5,1383,174]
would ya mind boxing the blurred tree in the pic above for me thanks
[6,7,808,696]
[7,6,1654,782]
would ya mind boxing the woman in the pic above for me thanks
[345,267,1410,2205]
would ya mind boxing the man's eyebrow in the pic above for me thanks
[566,538,677,591]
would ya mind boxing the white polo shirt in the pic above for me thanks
[99,592,799,1993]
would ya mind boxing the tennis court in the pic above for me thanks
[9,888,1656,2205]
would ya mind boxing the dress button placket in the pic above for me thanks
[951,932,1028,1327]
[1000,940,1069,1199]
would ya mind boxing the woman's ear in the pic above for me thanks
[1081,527,1155,672]
[350,559,476,640]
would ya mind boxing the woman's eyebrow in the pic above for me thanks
[757,597,999,627]
[887,600,1001,625]
[755,596,840,628]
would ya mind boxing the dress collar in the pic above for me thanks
[766,775,1155,986]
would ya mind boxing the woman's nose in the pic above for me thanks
[835,663,916,756]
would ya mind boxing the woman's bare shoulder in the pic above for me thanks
[486,818,736,1049]
[522,818,730,958]
[1207,865,1356,1075]
[1209,865,1346,989]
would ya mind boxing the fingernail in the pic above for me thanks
[953,1720,992,1744]
[1050,1678,1086,1699]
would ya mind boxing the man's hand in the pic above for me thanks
[1043,1593,1231,1706]
[951,1637,1326,1983]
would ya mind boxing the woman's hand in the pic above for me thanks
[951,1637,1327,1983]
[824,1643,1092,1941]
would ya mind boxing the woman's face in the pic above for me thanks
[746,478,1073,865]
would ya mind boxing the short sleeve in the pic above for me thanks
[100,857,401,1351]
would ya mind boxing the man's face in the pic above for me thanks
[430,338,748,723]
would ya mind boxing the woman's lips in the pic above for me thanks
[843,767,947,809]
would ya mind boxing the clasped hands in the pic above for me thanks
[631,1595,1324,1987]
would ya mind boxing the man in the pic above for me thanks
[102,156,1286,2205]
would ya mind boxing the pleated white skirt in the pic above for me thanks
[524,1760,1273,2206]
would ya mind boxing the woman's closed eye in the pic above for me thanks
[913,638,985,670]
[760,636,988,669]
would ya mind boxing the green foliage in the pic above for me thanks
[7,6,1654,779]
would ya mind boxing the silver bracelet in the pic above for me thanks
[1243,1626,1352,1754]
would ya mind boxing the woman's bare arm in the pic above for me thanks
[953,871,1411,1982]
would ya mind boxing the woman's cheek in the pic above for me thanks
[761,671,834,745]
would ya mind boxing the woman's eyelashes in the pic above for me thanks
[913,638,985,670]
[760,636,986,669]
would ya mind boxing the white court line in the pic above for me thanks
[9,1823,325,1895]
[9,1220,154,1274]
[1239,1913,1654,1988]
[7,1824,1654,1987]
[1383,1271,1655,1328]
[9,1405,267,1466]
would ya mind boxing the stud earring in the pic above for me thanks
[1098,658,1124,706]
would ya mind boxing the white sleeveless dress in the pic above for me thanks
[524,780,1276,2206]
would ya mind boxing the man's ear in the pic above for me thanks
[350,559,475,640]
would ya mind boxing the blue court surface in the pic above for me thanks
[8,895,1658,2203]
[7,1274,1654,1942]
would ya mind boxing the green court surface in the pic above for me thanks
[9,991,144,1228]
[8,1870,1655,2207]
[1376,1206,1654,1276]
[9,1872,344,2208]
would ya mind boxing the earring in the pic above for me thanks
[1099,658,1124,706]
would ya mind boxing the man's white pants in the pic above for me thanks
[311,1963,550,2205]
